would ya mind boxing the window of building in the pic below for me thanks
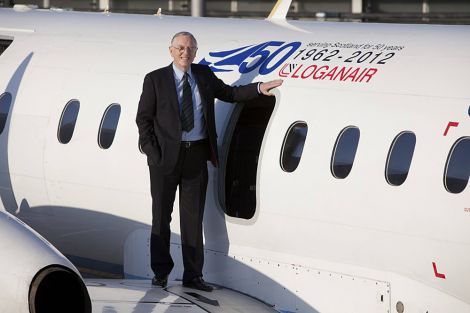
[385,131,416,186]
[444,137,470,194]
[98,104,121,149]
[0,92,12,135]
[331,126,360,179]
[58,100,80,144]
[280,122,308,173]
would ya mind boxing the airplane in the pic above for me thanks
[0,1,470,312]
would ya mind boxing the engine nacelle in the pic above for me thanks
[0,210,91,313]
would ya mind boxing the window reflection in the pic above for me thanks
[98,104,121,149]
[386,131,416,186]
[280,122,308,172]
[331,126,360,179]
[0,92,12,135]
[0,39,13,56]
[445,137,470,193]
[58,100,80,144]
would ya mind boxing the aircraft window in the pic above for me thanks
[444,137,470,194]
[98,104,121,149]
[0,92,12,135]
[385,131,416,186]
[58,100,80,144]
[280,122,308,172]
[331,126,360,179]
[0,39,13,56]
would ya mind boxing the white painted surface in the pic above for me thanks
[0,8,470,313]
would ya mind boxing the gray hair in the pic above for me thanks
[171,31,198,46]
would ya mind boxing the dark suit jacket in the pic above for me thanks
[136,63,259,173]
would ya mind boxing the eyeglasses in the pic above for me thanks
[171,45,198,53]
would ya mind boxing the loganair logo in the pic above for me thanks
[199,41,301,75]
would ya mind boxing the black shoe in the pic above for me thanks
[152,275,168,287]
[183,277,213,292]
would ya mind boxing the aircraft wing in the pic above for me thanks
[87,279,278,313]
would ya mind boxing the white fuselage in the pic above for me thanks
[1,8,469,313]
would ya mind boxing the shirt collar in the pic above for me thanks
[172,63,193,81]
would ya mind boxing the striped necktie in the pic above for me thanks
[181,72,194,132]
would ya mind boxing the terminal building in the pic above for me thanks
[1,0,470,24]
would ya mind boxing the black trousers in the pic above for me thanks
[149,140,209,283]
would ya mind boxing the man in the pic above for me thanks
[136,31,282,292]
